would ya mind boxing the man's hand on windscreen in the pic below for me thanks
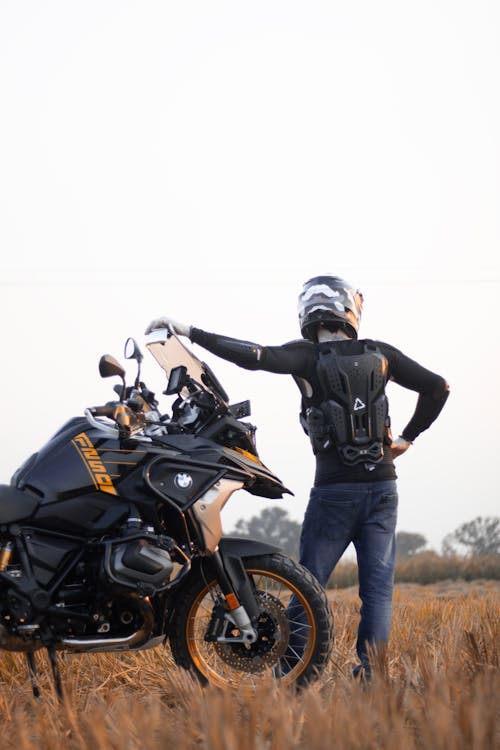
[145,317,191,337]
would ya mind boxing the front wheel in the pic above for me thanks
[169,553,333,688]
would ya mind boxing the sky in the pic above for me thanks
[0,1,499,553]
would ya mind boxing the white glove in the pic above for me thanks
[390,436,412,459]
[144,316,192,337]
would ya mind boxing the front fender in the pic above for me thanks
[165,536,283,628]
[218,536,282,558]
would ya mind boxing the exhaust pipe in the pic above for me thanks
[60,597,154,653]
[0,598,155,654]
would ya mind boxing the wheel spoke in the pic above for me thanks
[284,646,306,664]
[288,618,311,628]
[183,563,322,688]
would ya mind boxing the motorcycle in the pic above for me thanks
[0,329,333,695]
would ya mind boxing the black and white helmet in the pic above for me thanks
[298,275,364,341]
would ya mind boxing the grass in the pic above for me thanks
[328,552,500,588]
[0,582,498,749]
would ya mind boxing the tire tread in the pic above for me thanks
[169,552,334,686]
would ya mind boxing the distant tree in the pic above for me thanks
[230,507,301,559]
[395,531,427,558]
[442,516,500,556]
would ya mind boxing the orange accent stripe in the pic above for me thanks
[102,460,139,465]
[72,439,100,492]
[71,434,118,496]
[225,593,239,610]
[95,448,147,453]
[228,447,263,465]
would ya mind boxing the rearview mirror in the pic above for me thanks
[99,355,126,380]
[124,337,144,363]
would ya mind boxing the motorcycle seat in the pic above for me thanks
[0,485,39,523]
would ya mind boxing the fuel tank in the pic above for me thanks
[12,417,149,534]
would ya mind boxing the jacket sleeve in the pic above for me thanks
[190,328,312,376]
[380,342,450,442]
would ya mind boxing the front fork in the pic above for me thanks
[209,549,259,644]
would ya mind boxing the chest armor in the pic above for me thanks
[311,344,390,465]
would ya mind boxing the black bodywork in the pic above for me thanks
[0,341,290,674]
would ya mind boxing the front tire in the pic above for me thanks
[169,553,333,688]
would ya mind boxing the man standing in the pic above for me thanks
[145,275,449,679]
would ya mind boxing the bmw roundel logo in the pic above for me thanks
[174,472,193,490]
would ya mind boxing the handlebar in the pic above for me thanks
[89,403,134,434]
[90,405,115,418]
[113,404,132,431]
[88,355,251,447]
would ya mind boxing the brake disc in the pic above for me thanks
[213,590,291,672]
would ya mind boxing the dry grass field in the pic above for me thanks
[0,581,498,749]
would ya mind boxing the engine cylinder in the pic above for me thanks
[108,538,173,589]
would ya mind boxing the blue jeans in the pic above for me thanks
[299,480,398,674]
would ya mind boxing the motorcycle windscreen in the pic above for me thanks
[145,329,206,398]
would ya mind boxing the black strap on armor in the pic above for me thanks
[307,343,391,465]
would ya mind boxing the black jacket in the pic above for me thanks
[190,328,449,485]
